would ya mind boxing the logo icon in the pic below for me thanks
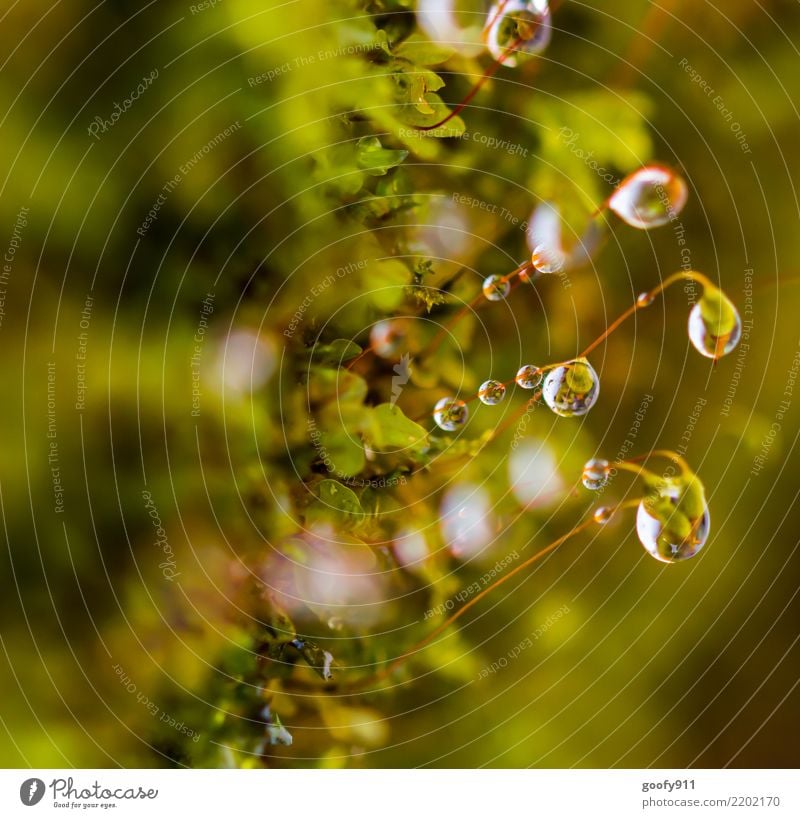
[390,354,412,406]
[20,778,45,806]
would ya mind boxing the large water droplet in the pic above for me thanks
[687,286,742,359]
[482,273,511,301]
[515,364,543,389]
[541,358,600,417]
[636,475,710,562]
[478,379,507,405]
[486,0,551,67]
[433,396,469,431]
[608,165,688,229]
[582,458,610,490]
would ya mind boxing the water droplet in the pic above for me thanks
[531,243,564,274]
[636,475,710,562]
[636,291,655,308]
[608,165,688,230]
[433,397,469,431]
[593,506,614,524]
[486,0,552,67]
[478,379,507,405]
[482,273,511,301]
[515,364,543,389]
[541,357,600,417]
[370,318,409,360]
[687,287,742,359]
[582,458,610,490]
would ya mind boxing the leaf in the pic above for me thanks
[364,403,428,451]
[307,338,362,365]
[314,479,364,517]
[307,366,368,406]
[315,430,366,478]
[369,259,412,310]
[356,135,409,176]
[393,37,456,66]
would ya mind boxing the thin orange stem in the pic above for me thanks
[416,37,523,133]
[579,269,712,359]
[350,512,599,690]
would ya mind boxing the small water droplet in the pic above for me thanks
[636,291,655,308]
[433,397,469,431]
[541,358,600,417]
[593,506,614,524]
[482,274,511,301]
[687,289,742,359]
[636,475,710,562]
[478,379,507,405]
[608,165,688,230]
[486,0,552,67]
[515,364,543,389]
[582,458,610,490]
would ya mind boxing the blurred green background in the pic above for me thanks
[0,0,798,768]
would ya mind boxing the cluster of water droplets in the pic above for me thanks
[581,454,711,563]
[432,356,602,430]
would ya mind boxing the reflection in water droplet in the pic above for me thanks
[370,318,409,360]
[515,364,543,389]
[433,397,469,431]
[608,165,688,229]
[541,358,600,417]
[636,474,710,562]
[687,290,742,359]
[486,0,552,67]
[636,291,655,308]
[582,458,610,490]
[482,273,511,301]
[478,379,507,405]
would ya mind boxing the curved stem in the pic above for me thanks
[579,269,712,359]
[349,512,599,691]
[625,449,691,475]
[416,37,523,133]
[609,461,661,483]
